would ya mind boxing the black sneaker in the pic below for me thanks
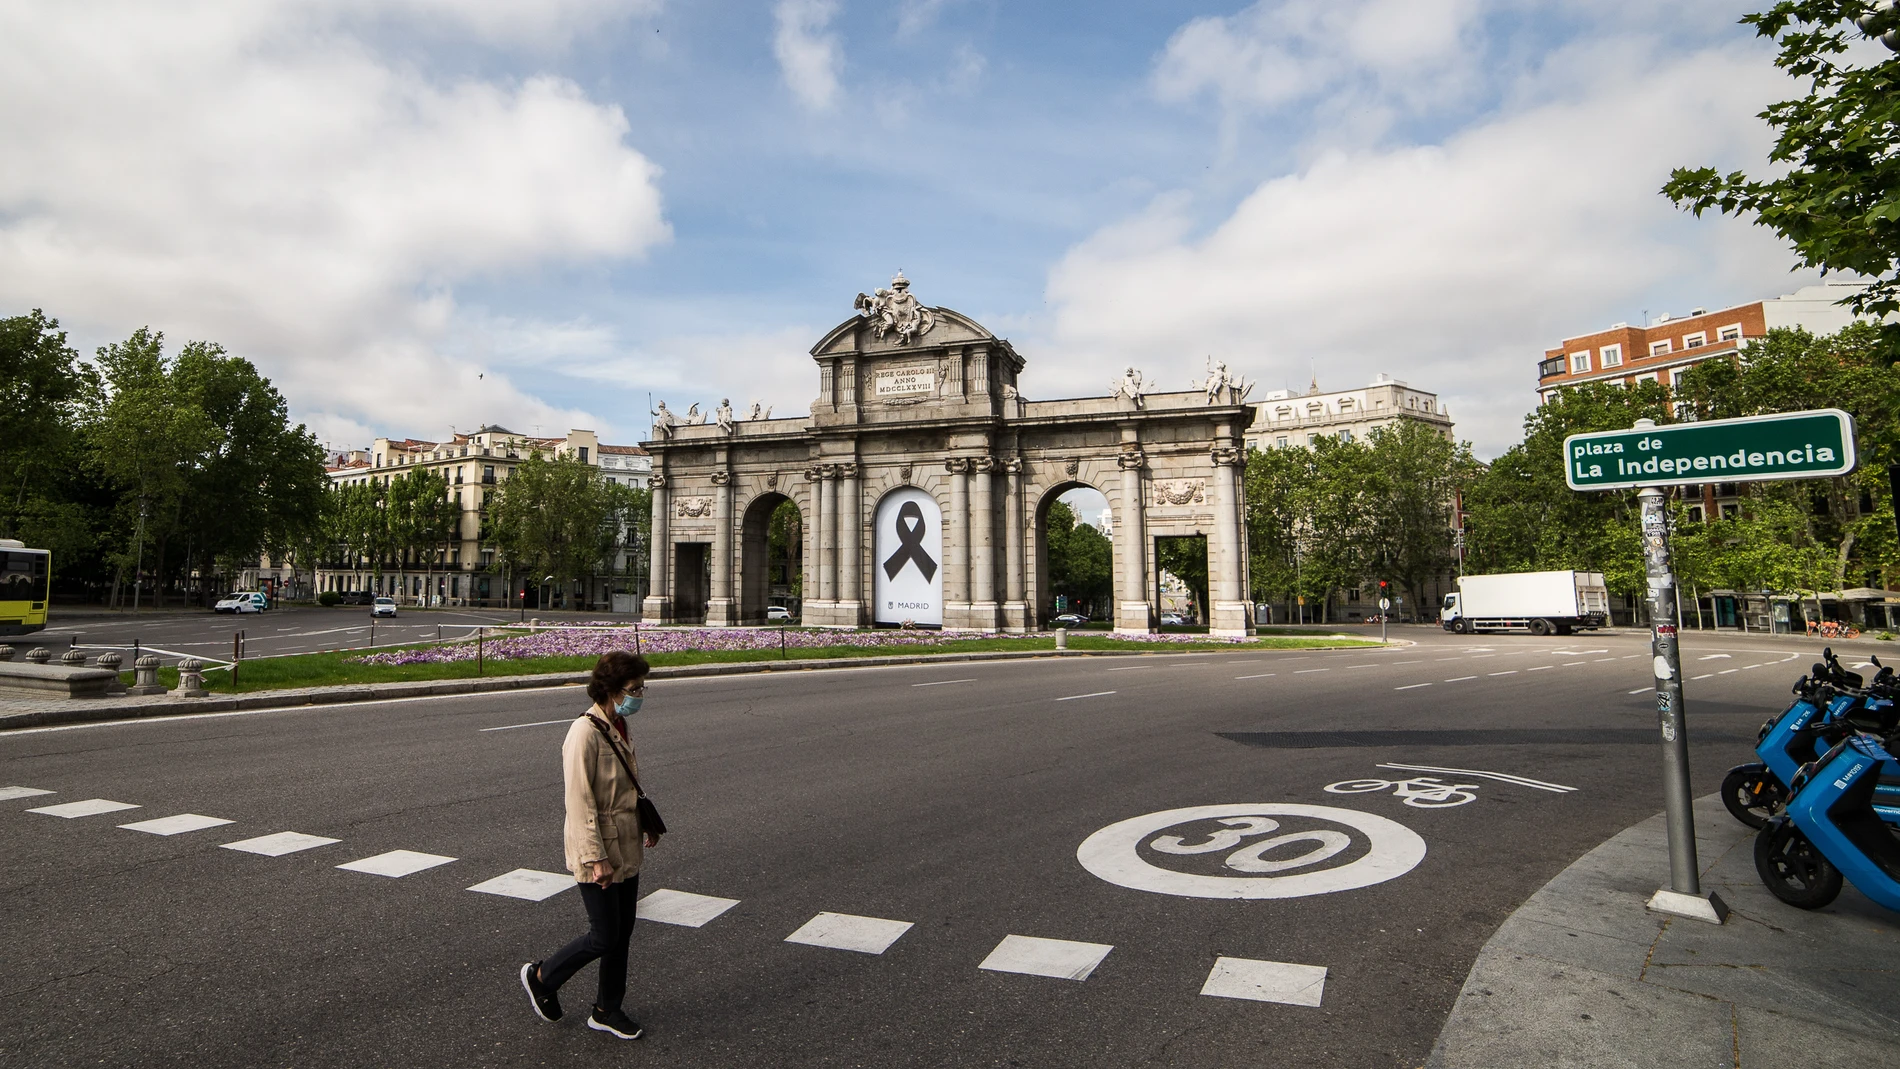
[520,962,561,1022]
[587,1007,644,1040]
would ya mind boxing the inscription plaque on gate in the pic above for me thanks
[873,364,936,398]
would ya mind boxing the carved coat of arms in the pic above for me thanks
[676,496,714,518]
[1154,478,1206,505]
[854,271,935,345]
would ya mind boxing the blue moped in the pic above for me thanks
[1720,651,1897,829]
[1755,733,1900,911]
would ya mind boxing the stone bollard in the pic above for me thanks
[25,647,51,664]
[175,657,209,698]
[130,654,167,696]
[60,648,88,667]
[95,652,128,696]
[0,645,13,661]
[1055,627,1069,651]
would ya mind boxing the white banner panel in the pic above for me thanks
[873,487,943,627]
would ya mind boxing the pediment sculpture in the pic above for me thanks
[854,270,936,345]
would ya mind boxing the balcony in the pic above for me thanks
[1538,357,1566,379]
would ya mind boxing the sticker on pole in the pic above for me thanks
[1075,803,1426,899]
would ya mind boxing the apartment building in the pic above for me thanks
[317,425,651,608]
[1535,281,1866,401]
[1246,374,1455,451]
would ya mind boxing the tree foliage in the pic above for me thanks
[483,452,634,604]
[1044,498,1112,617]
[1663,0,1900,351]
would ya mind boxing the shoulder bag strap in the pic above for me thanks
[582,712,647,799]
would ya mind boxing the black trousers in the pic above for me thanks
[541,874,639,1013]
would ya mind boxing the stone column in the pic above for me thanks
[945,458,971,625]
[819,466,839,604]
[1116,444,1153,634]
[1209,441,1250,637]
[969,457,998,629]
[642,473,672,622]
[706,470,737,625]
[804,465,826,614]
[838,462,862,624]
[1003,458,1027,632]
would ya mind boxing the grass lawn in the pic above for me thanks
[132,632,1383,695]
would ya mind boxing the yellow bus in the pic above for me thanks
[0,539,50,635]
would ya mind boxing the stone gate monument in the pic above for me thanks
[642,273,1254,636]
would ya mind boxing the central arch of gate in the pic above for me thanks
[640,277,1253,636]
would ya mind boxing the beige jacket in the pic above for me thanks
[561,707,644,884]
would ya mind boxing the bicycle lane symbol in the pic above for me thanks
[1324,776,1482,807]
[1076,804,1427,900]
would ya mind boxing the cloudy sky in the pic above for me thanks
[0,1,1829,456]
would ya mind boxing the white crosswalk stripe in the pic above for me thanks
[0,786,55,801]
[785,912,913,955]
[28,798,140,818]
[467,868,574,901]
[119,814,234,836]
[222,831,340,856]
[337,849,457,878]
[979,935,1114,981]
[636,888,741,927]
[1200,957,1327,1006]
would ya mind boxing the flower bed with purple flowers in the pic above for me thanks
[351,626,1259,667]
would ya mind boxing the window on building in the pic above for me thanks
[1569,351,1591,373]
[1422,400,1433,412]
[1718,324,1742,342]
[1538,356,1566,378]
[1683,332,1706,349]
[578,446,589,463]
[1672,367,1693,386]
[1407,396,1417,408]
[1649,340,1672,356]
[1599,344,1622,367]
[1275,436,1288,449]
[1338,397,1354,411]
[483,465,495,483]
[1686,505,1704,523]
[1275,405,1292,420]
[1338,429,1353,443]
[1634,373,1658,384]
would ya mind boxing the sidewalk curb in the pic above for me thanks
[0,642,1395,732]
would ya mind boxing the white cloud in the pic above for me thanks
[1046,38,1810,456]
[1154,0,1486,117]
[0,1,669,447]
[774,0,845,111]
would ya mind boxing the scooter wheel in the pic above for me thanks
[1720,764,1781,829]
[1754,820,1842,909]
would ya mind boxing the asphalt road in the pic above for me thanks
[30,606,588,665]
[0,628,1861,1067]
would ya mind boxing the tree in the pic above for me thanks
[0,311,103,575]
[483,452,618,608]
[386,466,456,600]
[1664,0,1900,353]
[1045,499,1112,617]
[1361,421,1480,612]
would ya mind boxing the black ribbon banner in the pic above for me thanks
[883,501,938,582]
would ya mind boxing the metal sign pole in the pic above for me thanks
[1633,420,1727,923]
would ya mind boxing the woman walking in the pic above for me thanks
[520,650,658,1040]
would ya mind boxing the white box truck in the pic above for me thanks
[1440,571,1610,636]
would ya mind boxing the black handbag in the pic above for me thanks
[583,713,667,838]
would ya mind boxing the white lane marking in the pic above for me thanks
[1742,664,1763,670]
[1200,957,1327,1007]
[784,912,914,955]
[479,719,572,733]
[1622,654,1643,659]
[1435,657,1462,662]
[1444,675,1477,682]
[1700,654,1732,661]
[1235,673,1277,680]
[1853,661,1876,669]
[1294,668,1330,674]
[636,888,740,927]
[911,678,977,687]
[1593,658,1617,663]
[1055,691,1116,701]
[1488,671,1517,676]
[1346,664,1378,669]
[1469,655,1496,660]
[0,786,55,801]
[1527,666,1553,672]
[1395,683,1432,691]
[1693,674,1714,680]
[119,813,233,836]
[1392,660,1422,665]
[1376,763,1576,793]
[1105,667,1146,672]
[338,849,457,878]
[1627,688,1650,694]
[1564,662,1587,667]
[223,831,339,856]
[28,798,140,818]
[467,868,573,902]
[979,935,1114,981]
[1720,669,1739,675]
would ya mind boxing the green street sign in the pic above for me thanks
[1564,408,1856,491]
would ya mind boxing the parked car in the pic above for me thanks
[214,591,268,614]
[338,590,374,606]
[1052,613,1089,628]
[371,596,398,618]
[1160,612,1188,626]
[766,606,794,622]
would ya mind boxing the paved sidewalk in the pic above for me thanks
[1428,793,1900,1068]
